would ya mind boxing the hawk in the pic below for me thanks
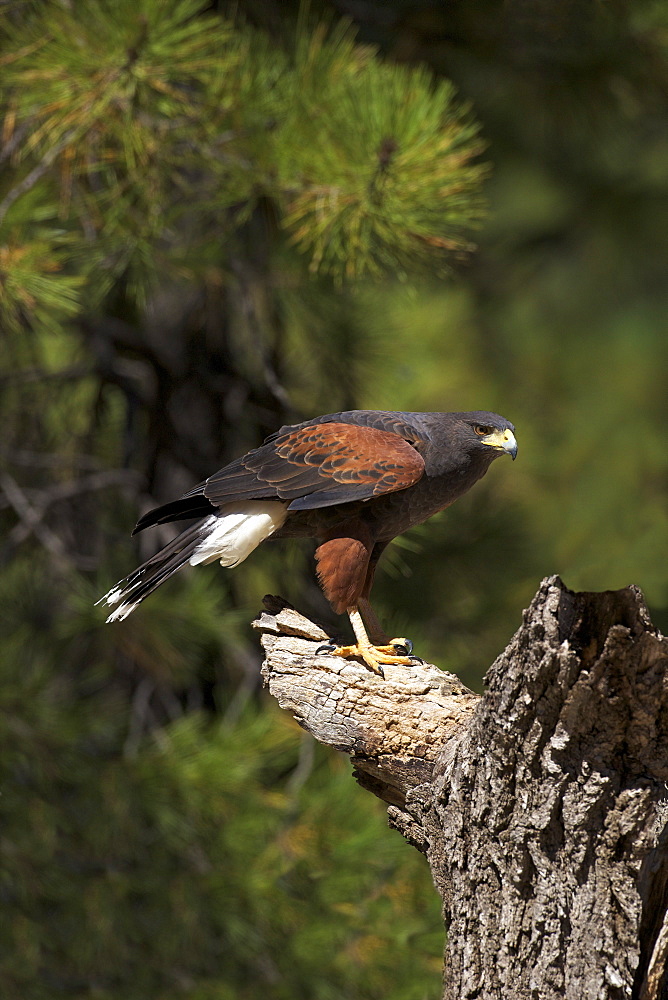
[100,409,517,674]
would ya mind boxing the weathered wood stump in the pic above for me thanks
[253,576,668,1000]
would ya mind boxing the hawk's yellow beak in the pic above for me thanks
[481,427,518,460]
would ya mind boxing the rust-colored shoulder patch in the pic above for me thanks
[273,422,425,496]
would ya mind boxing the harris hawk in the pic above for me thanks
[100,409,517,674]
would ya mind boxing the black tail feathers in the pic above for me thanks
[98,520,209,621]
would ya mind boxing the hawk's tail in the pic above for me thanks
[98,501,287,622]
[98,520,208,622]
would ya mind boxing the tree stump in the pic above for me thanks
[252,576,668,1000]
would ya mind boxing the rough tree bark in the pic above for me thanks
[252,576,668,1000]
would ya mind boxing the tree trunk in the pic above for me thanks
[253,576,668,1000]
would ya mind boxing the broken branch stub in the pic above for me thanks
[253,597,479,809]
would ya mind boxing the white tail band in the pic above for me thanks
[189,501,288,568]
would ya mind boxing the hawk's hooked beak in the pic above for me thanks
[482,427,518,460]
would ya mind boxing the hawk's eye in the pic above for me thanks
[473,425,493,436]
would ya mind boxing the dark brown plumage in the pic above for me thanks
[100,409,517,673]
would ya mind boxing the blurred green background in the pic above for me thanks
[2,1,667,997]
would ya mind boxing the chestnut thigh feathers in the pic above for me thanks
[315,523,373,615]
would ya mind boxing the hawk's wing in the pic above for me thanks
[240,421,425,510]
[134,418,426,531]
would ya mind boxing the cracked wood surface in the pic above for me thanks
[253,579,668,1000]
[253,596,479,809]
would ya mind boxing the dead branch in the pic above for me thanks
[253,577,668,1000]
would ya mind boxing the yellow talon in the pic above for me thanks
[317,640,413,676]
[315,609,419,677]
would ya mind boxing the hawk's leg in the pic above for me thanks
[314,533,417,675]
[317,607,415,677]
[358,597,389,645]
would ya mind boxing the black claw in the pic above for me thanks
[409,655,425,665]
[316,643,338,655]
[392,639,414,656]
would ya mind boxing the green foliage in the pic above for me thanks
[275,23,487,278]
[3,0,230,160]
[0,0,486,315]
[0,228,83,333]
[0,606,441,998]
[1,0,251,305]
